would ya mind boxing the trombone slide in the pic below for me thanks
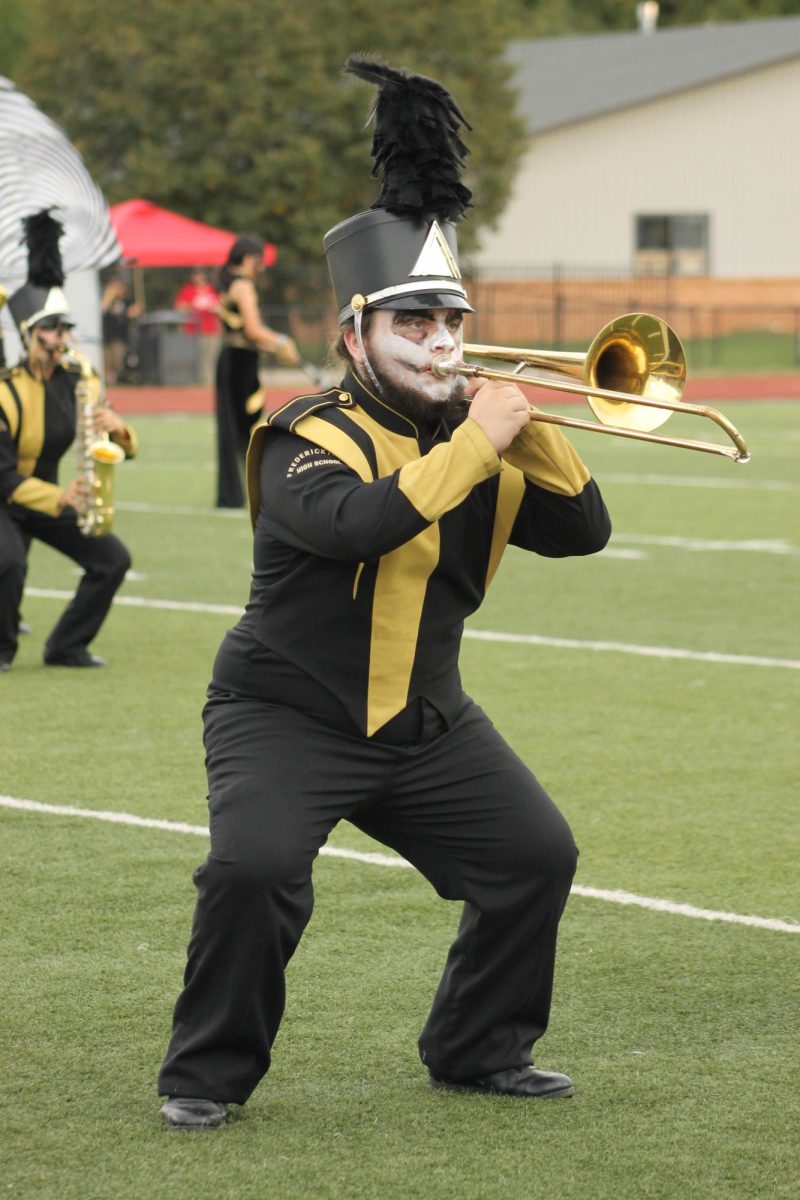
[431,311,751,465]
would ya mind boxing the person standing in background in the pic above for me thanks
[101,273,142,384]
[214,236,300,508]
[174,269,221,388]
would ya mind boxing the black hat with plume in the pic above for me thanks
[324,56,474,324]
[8,210,73,342]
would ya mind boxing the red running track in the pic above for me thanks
[109,375,800,415]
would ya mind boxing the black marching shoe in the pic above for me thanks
[0,659,11,673]
[429,1064,574,1099]
[160,1096,228,1130]
[43,649,106,668]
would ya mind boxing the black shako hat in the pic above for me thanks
[324,57,474,324]
[8,210,72,341]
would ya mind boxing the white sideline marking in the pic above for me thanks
[116,500,244,518]
[23,589,800,671]
[599,548,647,560]
[612,533,799,556]
[2,796,796,935]
[600,472,799,492]
[92,496,800,556]
[26,588,242,616]
[464,629,800,671]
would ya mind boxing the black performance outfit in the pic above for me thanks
[158,370,611,1105]
[0,361,135,665]
[214,293,261,509]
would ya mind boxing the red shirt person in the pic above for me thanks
[175,269,221,335]
[174,269,222,385]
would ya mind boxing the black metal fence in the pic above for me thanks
[120,262,800,380]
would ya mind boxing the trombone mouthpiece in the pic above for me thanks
[431,353,472,379]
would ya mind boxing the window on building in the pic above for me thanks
[634,214,709,275]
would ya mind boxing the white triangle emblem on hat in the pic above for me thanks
[409,221,461,280]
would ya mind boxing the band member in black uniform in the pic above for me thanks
[0,213,137,671]
[158,60,611,1129]
[214,235,300,508]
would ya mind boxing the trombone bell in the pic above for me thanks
[585,313,685,433]
[432,312,750,463]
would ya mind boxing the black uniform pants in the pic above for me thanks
[158,694,578,1105]
[215,346,260,509]
[0,504,131,662]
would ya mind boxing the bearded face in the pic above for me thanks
[348,308,469,427]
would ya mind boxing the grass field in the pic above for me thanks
[2,399,798,1199]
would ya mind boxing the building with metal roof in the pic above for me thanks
[473,17,800,278]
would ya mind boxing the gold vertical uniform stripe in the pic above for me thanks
[485,469,526,591]
[7,371,45,478]
[0,385,21,439]
[1,371,63,515]
[292,407,443,736]
[340,410,441,736]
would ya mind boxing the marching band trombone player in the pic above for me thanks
[158,59,611,1130]
[0,212,136,672]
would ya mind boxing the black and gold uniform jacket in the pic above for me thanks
[217,370,610,738]
[0,361,137,517]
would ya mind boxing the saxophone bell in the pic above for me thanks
[80,437,126,536]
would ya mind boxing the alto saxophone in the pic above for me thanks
[64,349,126,537]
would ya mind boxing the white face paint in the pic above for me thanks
[30,321,72,375]
[362,308,465,408]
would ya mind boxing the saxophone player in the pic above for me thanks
[0,212,137,672]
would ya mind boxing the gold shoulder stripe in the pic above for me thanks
[292,415,373,482]
[246,405,371,529]
[266,389,353,428]
[246,421,270,528]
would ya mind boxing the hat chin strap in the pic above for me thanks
[354,308,383,394]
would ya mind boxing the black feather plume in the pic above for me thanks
[23,210,66,288]
[345,55,472,222]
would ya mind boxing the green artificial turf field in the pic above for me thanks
[2,400,798,1199]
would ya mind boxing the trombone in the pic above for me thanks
[432,312,751,463]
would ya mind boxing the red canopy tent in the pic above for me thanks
[109,199,277,268]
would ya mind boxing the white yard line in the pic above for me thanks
[22,589,800,671]
[116,500,244,518]
[1,795,796,935]
[463,628,800,671]
[600,472,799,492]
[114,503,800,556]
[610,533,799,556]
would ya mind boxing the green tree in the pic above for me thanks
[17,0,525,295]
[0,0,29,77]
[656,0,800,24]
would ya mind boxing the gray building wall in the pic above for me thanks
[475,57,799,277]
